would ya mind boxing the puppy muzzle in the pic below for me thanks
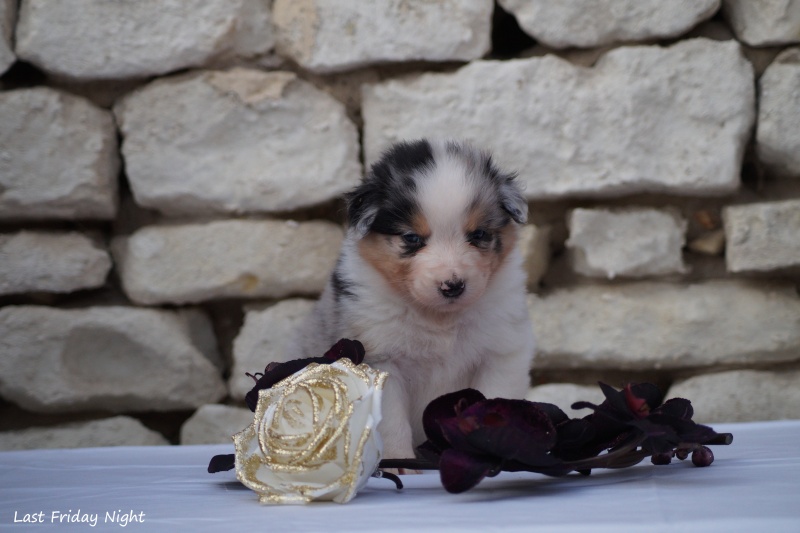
[439,277,465,299]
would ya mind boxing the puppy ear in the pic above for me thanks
[345,182,380,238]
[495,168,528,224]
[498,172,528,225]
[482,152,528,225]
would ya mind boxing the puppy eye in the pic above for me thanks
[402,233,422,245]
[468,229,491,245]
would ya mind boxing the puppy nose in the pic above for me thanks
[439,278,465,299]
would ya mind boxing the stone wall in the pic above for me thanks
[1,0,799,450]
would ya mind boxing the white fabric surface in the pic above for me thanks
[1,420,798,532]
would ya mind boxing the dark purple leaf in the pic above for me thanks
[653,398,693,420]
[501,454,572,477]
[550,418,597,461]
[598,382,629,413]
[439,448,497,494]
[207,454,235,473]
[627,417,681,454]
[322,338,365,364]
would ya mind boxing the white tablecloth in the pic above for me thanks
[1,420,798,532]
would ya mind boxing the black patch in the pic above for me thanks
[400,239,425,258]
[331,258,357,302]
[346,140,434,235]
[331,271,356,301]
[381,139,435,176]
[369,196,418,235]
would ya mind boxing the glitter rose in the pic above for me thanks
[233,358,387,504]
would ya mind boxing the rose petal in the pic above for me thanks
[234,359,387,504]
[527,402,569,426]
[245,357,329,411]
[422,388,486,452]
[458,399,559,465]
[439,448,497,494]
[437,416,492,457]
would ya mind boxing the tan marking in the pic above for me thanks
[358,234,412,297]
[410,211,431,238]
[465,203,488,235]
[485,223,520,282]
[497,223,519,264]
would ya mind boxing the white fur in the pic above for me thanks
[287,141,536,460]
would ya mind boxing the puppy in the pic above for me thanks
[287,139,536,460]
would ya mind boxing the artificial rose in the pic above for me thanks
[233,358,387,504]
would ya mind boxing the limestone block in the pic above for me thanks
[0,88,119,220]
[498,0,719,49]
[0,0,15,75]
[272,0,492,73]
[722,0,800,47]
[525,384,606,415]
[113,220,343,305]
[363,39,754,200]
[566,208,687,279]
[0,231,111,295]
[757,48,800,178]
[723,199,800,272]
[519,224,551,288]
[0,306,226,413]
[528,281,800,370]
[114,69,361,216]
[0,417,169,451]
[180,404,254,445]
[229,298,316,400]
[669,369,800,423]
[176,308,225,372]
[14,0,274,80]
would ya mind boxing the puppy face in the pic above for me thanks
[348,140,528,314]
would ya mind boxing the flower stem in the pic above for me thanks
[378,459,440,471]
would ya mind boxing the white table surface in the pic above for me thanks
[1,420,798,532]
